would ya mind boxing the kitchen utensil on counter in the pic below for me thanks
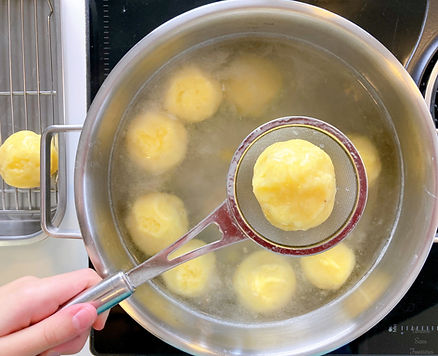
[40,1,438,354]
[60,116,367,313]
[0,0,66,245]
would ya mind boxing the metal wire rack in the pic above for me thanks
[0,0,64,241]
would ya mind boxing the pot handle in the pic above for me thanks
[41,125,83,239]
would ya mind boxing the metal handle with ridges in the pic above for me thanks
[63,271,135,315]
[41,125,83,239]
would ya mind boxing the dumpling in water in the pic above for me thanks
[162,239,216,298]
[126,192,188,256]
[348,134,381,185]
[224,53,282,118]
[300,243,355,290]
[233,250,296,313]
[344,271,390,317]
[125,110,187,175]
[164,65,223,123]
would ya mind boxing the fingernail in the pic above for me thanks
[46,352,60,356]
[72,305,96,331]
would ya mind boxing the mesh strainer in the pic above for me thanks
[66,116,368,314]
[228,116,368,255]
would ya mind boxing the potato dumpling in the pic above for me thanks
[162,239,216,298]
[0,130,58,188]
[300,243,355,290]
[344,271,390,317]
[233,250,296,313]
[126,192,188,256]
[125,110,187,175]
[252,139,336,231]
[349,134,381,185]
[225,54,282,117]
[164,66,223,122]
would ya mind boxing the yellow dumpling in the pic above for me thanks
[125,111,187,174]
[252,139,336,231]
[164,66,223,122]
[300,243,355,290]
[233,250,296,313]
[344,272,390,317]
[126,192,188,256]
[349,135,381,185]
[224,54,282,117]
[162,239,216,298]
[0,130,58,188]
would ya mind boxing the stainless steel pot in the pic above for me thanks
[43,1,438,354]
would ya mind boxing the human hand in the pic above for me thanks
[0,268,109,356]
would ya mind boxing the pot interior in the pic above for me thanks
[111,34,400,322]
[78,2,437,354]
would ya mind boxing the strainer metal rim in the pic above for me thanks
[226,116,368,256]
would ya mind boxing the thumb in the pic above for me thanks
[0,304,97,356]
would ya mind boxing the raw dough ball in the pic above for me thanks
[126,192,188,256]
[125,110,187,175]
[300,243,355,290]
[233,250,296,313]
[162,239,216,298]
[349,135,381,185]
[252,139,336,231]
[164,66,223,122]
[0,130,58,188]
[225,54,282,117]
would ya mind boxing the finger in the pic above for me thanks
[40,330,90,356]
[0,303,97,356]
[0,269,102,336]
[93,309,109,331]
[41,269,102,306]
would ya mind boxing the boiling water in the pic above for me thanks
[110,36,401,323]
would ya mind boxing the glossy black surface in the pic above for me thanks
[88,1,436,355]
[88,0,427,100]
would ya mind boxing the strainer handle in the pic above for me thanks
[63,271,134,315]
[65,201,247,315]
[126,201,248,287]
[41,125,83,239]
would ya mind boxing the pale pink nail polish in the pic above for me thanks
[46,352,60,356]
[72,305,96,331]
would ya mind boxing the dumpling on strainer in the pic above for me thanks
[0,130,58,188]
[252,139,336,231]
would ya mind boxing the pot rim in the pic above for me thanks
[76,0,438,354]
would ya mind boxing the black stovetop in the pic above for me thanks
[88,1,438,354]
